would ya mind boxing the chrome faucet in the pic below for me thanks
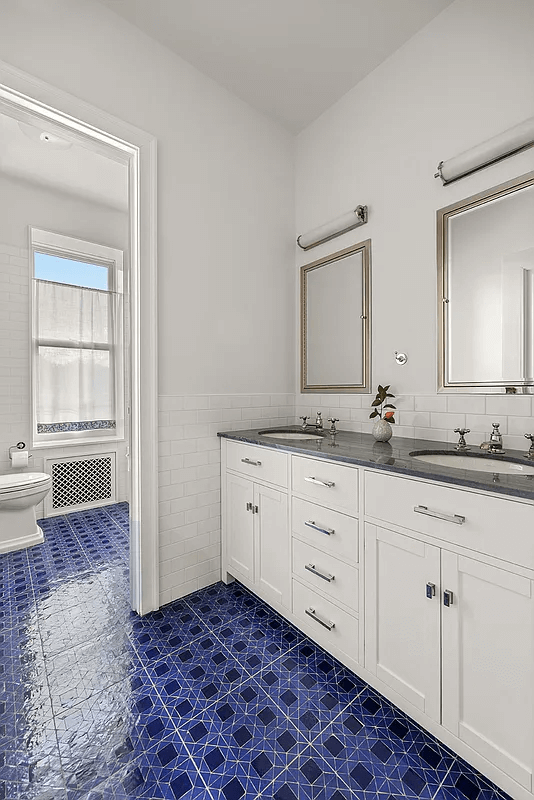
[299,412,324,430]
[525,434,534,460]
[481,422,504,454]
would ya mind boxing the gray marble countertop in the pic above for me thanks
[218,426,534,502]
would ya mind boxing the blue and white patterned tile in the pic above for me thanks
[38,595,121,658]
[186,581,264,627]
[45,629,139,715]
[129,601,207,660]
[95,565,132,619]
[310,707,447,799]
[261,745,357,800]
[437,757,514,800]
[145,636,249,724]
[75,733,212,799]
[215,607,305,671]
[250,641,365,741]
[53,672,175,796]
[178,681,308,799]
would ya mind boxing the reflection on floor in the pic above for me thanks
[0,503,511,799]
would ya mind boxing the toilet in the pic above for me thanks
[0,473,52,554]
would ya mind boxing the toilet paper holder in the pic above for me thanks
[9,442,33,459]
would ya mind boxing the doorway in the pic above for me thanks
[0,64,158,614]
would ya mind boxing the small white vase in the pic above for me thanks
[372,418,392,442]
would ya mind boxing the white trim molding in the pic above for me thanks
[0,60,159,615]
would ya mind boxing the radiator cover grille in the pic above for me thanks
[46,453,116,515]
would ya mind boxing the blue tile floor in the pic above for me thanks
[0,504,512,800]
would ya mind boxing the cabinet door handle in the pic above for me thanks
[246,502,252,512]
[305,607,335,631]
[241,457,262,466]
[253,505,259,515]
[426,582,436,599]
[414,505,465,525]
[443,589,454,607]
[304,476,335,488]
[305,520,335,536]
[305,563,335,583]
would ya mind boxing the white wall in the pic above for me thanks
[0,0,295,602]
[296,0,534,405]
[0,0,295,396]
[0,173,130,511]
[0,173,128,250]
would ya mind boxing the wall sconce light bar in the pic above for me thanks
[435,115,534,185]
[297,205,368,250]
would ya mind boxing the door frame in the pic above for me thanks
[0,60,159,614]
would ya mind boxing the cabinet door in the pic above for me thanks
[442,551,534,791]
[255,483,289,608]
[226,473,254,582]
[365,523,441,722]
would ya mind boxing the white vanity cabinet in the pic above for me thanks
[365,524,441,722]
[221,433,534,800]
[290,454,361,664]
[441,551,534,792]
[223,441,290,609]
[365,470,534,797]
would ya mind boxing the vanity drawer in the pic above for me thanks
[292,538,359,613]
[365,470,534,568]
[226,441,288,488]
[292,579,359,663]
[292,456,358,515]
[292,497,359,564]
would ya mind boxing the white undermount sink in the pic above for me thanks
[259,429,324,441]
[411,451,534,475]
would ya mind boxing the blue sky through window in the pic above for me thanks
[35,252,108,290]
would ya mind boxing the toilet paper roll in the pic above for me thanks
[11,450,29,468]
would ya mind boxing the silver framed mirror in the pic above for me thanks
[438,170,534,393]
[300,239,371,393]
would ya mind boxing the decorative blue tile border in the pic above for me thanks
[37,419,116,434]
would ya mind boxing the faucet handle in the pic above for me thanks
[454,427,470,450]
[525,434,534,442]
[299,415,310,428]
[327,417,339,434]
[525,434,534,460]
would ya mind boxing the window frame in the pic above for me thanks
[30,228,125,448]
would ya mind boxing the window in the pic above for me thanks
[31,229,125,446]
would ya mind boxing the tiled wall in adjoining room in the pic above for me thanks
[0,242,29,474]
[294,393,534,451]
[157,393,295,606]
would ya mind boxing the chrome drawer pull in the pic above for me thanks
[241,457,262,466]
[414,505,465,525]
[305,563,335,583]
[305,520,335,536]
[305,607,335,631]
[304,476,335,488]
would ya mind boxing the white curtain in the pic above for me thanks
[35,280,114,424]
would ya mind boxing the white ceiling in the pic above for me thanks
[0,112,128,211]
[98,0,455,131]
